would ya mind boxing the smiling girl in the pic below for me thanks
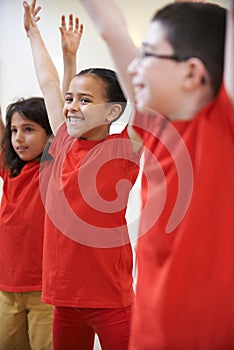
[23,0,141,349]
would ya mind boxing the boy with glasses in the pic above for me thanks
[80,0,234,349]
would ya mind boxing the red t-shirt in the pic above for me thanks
[0,158,52,292]
[130,84,234,349]
[42,124,140,308]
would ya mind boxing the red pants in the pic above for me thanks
[53,304,132,350]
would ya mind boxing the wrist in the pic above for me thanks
[26,26,40,39]
[63,51,77,58]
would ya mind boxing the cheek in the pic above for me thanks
[141,64,158,88]
[40,134,50,146]
[63,105,68,116]
[11,135,16,146]
[84,109,99,123]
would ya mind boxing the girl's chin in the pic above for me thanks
[67,126,82,138]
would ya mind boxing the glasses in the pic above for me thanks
[138,49,192,63]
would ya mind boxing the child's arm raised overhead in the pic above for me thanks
[23,0,64,135]
[224,0,234,109]
[79,0,142,152]
[79,0,137,103]
[60,14,84,97]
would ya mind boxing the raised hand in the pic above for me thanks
[60,14,84,57]
[23,0,41,35]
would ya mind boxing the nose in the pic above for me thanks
[15,130,24,142]
[68,99,80,112]
[127,57,139,77]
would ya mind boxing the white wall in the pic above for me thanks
[0,0,227,115]
[0,0,168,115]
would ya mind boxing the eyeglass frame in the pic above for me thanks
[138,49,192,63]
[137,48,207,84]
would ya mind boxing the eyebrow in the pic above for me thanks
[11,123,36,128]
[65,92,94,98]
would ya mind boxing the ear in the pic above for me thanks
[181,57,208,90]
[106,104,123,123]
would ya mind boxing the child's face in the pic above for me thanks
[11,112,50,161]
[63,75,112,140]
[128,21,183,118]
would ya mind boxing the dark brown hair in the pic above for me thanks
[1,97,52,177]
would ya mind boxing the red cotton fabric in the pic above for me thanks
[42,124,140,308]
[0,159,52,292]
[53,305,132,350]
[130,84,234,350]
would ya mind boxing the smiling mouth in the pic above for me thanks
[67,116,84,124]
[133,83,144,94]
[17,146,28,151]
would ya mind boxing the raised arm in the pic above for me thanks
[79,0,138,102]
[60,14,84,97]
[23,0,64,135]
[224,0,234,109]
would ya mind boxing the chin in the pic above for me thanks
[136,100,160,116]
[67,126,81,138]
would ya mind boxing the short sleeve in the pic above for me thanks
[49,122,74,159]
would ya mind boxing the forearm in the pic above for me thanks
[27,28,64,134]
[23,1,64,135]
[80,0,126,39]
[27,28,60,94]
[224,0,234,108]
[62,52,76,96]
[80,0,137,102]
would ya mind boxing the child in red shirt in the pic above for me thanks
[80,0,234,349]
[0,97,54,349]
[23,2,141,350]
[0,9,83,349]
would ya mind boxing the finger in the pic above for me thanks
[23,1,32,20]
[74,17,79,32]
[79,23,84,35]
[74,17,84,34]
[69,14,74,31]
[35,16,41,23]
[33,5,41,17]
[30,0,37,12]
[61,15,66,29]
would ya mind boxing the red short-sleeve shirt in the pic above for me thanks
[0,158,52,292]
[42,124,140,308]
[130,84,234,349]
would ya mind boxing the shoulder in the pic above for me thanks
[49,123,74,158]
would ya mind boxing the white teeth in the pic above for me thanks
[68,117,83,123]
[134,84,142,92]
[134,86,141,93]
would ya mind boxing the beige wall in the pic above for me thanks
[0,0,168,115]
[0,0,227,115]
